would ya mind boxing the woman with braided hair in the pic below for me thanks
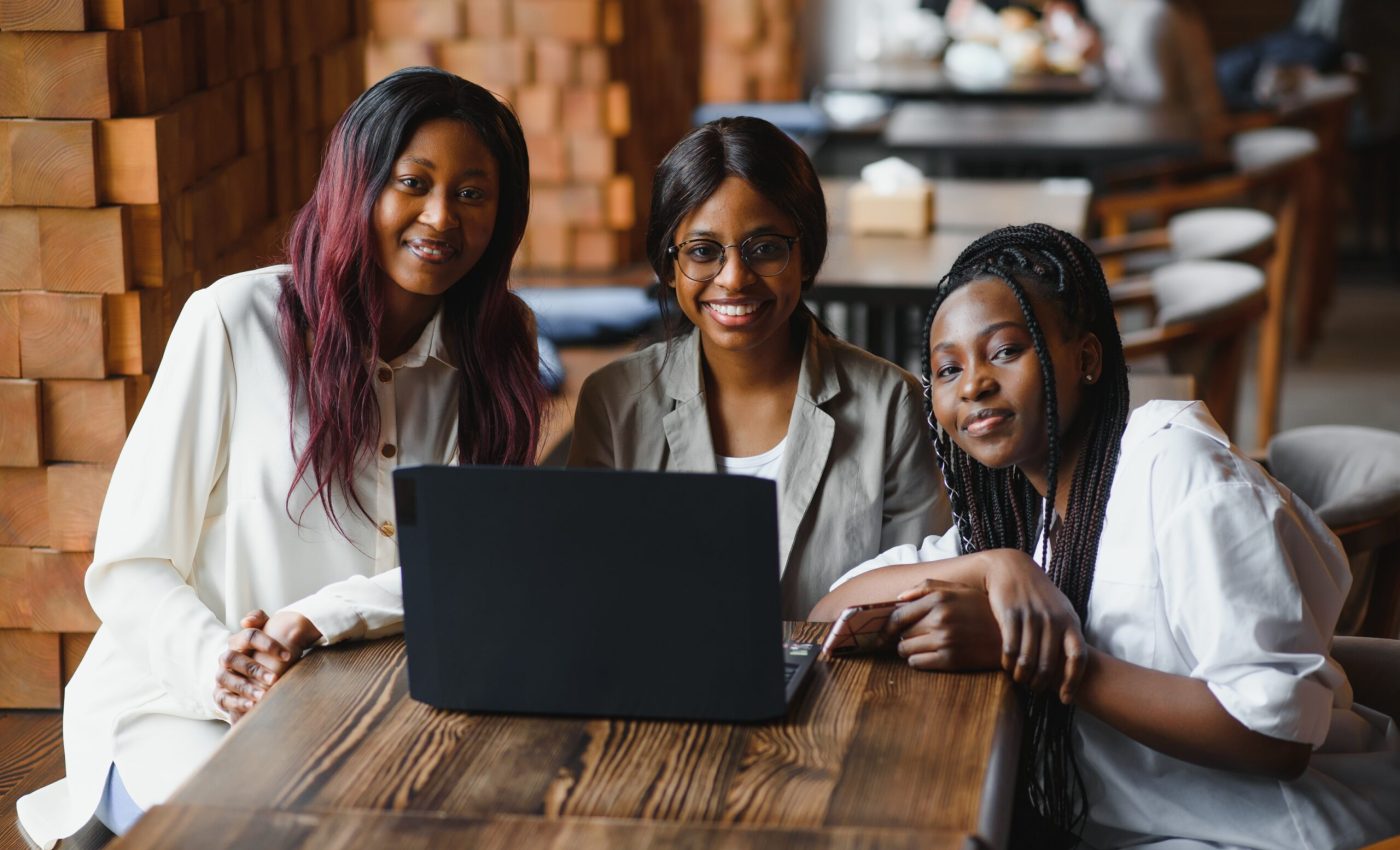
[812,224,1400,849]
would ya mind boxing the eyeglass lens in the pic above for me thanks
[675,235,792,281]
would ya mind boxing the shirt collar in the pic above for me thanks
[659,313,840,405]
[385,305,455,370]
[1120,399,1231,457]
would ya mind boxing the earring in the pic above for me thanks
[1084,374,1096,384]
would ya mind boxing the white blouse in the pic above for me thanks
[18,266,453,848]
[835,400,1400,850]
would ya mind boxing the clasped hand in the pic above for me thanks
[883,549,1088,704]
[214,609,322,723]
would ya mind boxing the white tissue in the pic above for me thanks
[859,156,926,195]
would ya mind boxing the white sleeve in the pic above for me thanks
[280,568,404,646]
[829,531,961,591]
[84,289,235,720]
[1156,482,1349,747]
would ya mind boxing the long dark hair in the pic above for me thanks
[646,116,830,338]
[919,224,1129,844]
[282,67,544,532]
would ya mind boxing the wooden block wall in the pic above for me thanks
[699,0,803,104]
[364,0,700,272]
[0,0,368,707]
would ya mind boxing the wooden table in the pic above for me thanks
[826,64,1101,102]
[112,624,1022,849]
[883,101,1200,175]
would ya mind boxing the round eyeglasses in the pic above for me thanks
[666,234,799,283]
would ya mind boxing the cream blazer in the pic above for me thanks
[568,322,949,617]
[18,266,458,848]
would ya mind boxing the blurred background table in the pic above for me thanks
[109,625,1022,850]
[881,101,1201,178]
[824,64,1101,102]
[816,176,1092,365]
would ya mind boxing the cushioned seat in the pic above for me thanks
[1150,259,1266,326]
[515,287,658,345]
[1268,426,1400,528]
[1269,426,1400,637]
[1231,125,1319,173]
[1166,207,1276,262]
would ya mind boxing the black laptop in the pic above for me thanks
[393,465,818,722]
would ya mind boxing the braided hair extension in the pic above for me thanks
[918,224,1130,845]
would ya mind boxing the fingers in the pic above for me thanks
[219,648,277,690]
[905,649,957,671]
[886,591,943,636]
[227,627,293,664]
[998,606,1023,674]
[895,579,939,603]
[1060,629,1089,704]
[1029,615,1066,693]
[240,609,269,630]
[217,667,265,703]
[1012,609,1042,687]
[213,685,254,720]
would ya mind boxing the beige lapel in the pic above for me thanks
[775,322,839,576]
[660,331,718,473]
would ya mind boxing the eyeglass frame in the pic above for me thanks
[665,233,801,283]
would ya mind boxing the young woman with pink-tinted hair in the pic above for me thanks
[18,67,545,847]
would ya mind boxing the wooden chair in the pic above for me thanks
[1092,151,1312,450]
[1112,260,1267,439]
[1268,425,1400,639]
[1356,830,1400,850]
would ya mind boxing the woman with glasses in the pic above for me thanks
[567,117,948,618]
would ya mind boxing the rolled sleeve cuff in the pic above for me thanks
[280,591,366,647]
[1206,670,1335,747]
[280,571,405,646]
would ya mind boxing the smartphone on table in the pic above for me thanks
[820,600,899,660]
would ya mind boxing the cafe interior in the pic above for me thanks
[1,0,1399,848]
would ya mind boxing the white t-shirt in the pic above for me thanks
[717,436,788,482]
[19,267,457,848]
[834,400,1400,850]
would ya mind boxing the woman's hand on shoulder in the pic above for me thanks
[214,609,322,723]
[884,579,1002,671]
[976,549,1088,703]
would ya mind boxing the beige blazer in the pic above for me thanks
[568,322,949,617]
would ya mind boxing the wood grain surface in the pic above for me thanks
[0,379,41,467]
[0,293,19,377]
[0,630,60,708]
[41,377,146,464]
[27,548,98,632]
[167,628,1019,847]
[0,467,48,547]
[46,463,112,552]
[18,292,106,379]
[1,119,98,207]
[116,806,983,850]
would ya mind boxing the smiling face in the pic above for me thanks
[371,117,499,302]
[927,276,1100,482]
[669,176,805,359]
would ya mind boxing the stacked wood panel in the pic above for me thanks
[365,0,699,271]
[0,0,367,707]
[699,0,803,104]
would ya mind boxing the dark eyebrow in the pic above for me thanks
[931,320,1026,353]
[399,155,490,180]
[679,226,786,242]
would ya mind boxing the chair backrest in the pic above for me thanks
[1117,259,1266,436]
[1269,426,1400,638]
